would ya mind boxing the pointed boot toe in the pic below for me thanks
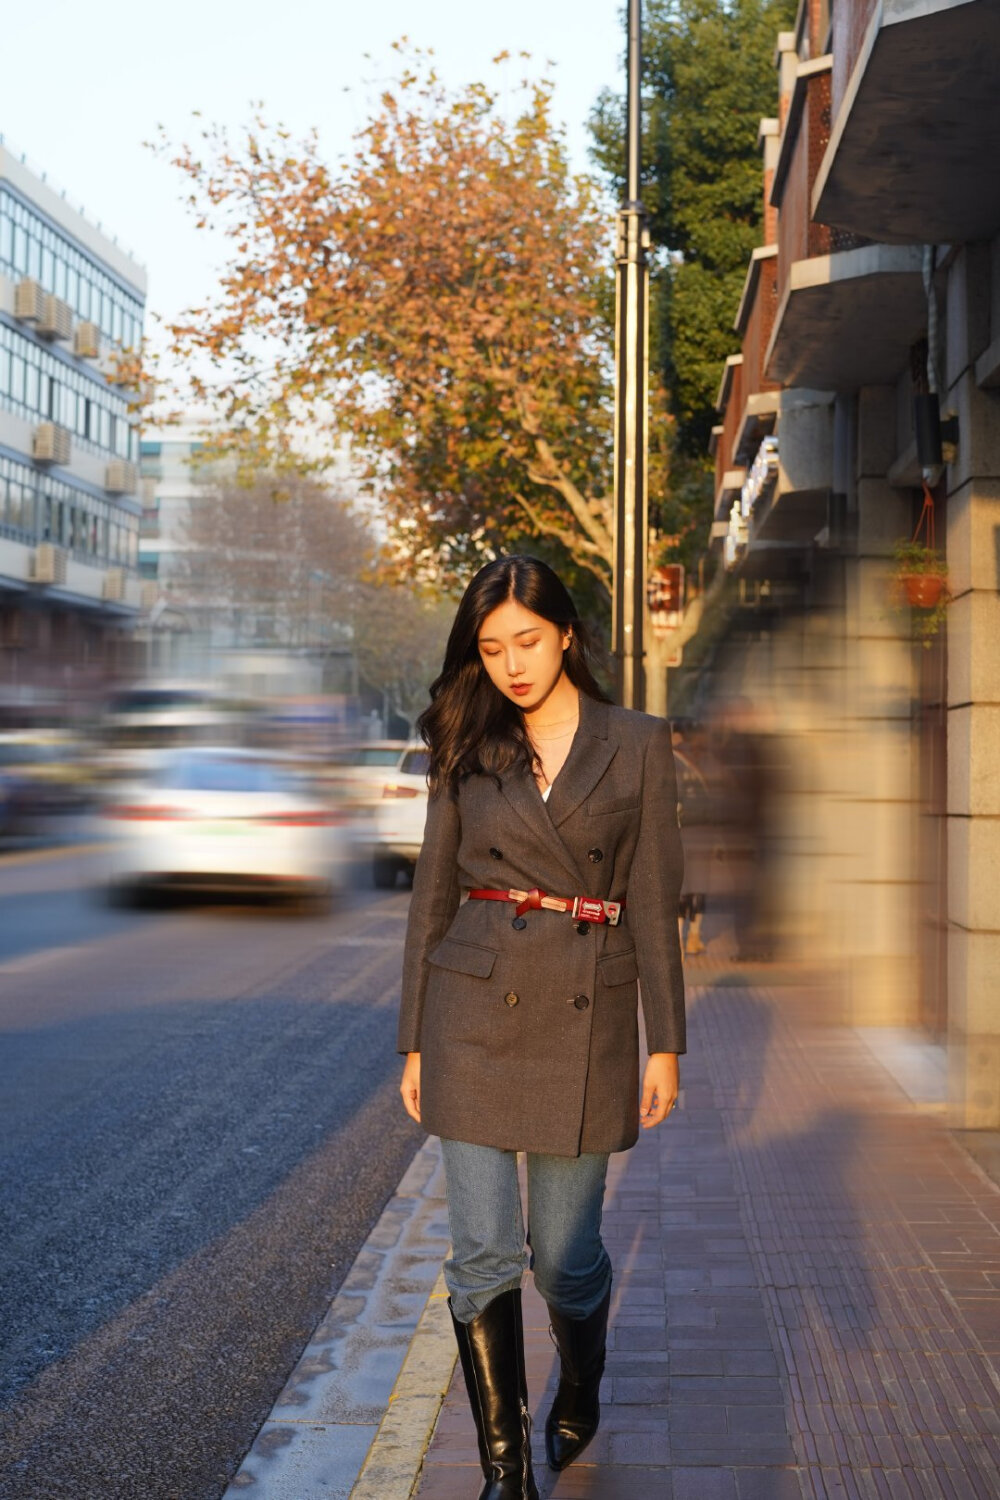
[545,1407,598,1471]
[544,1284,611,1473]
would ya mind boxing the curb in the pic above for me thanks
[224,1137,453,1500]
[349,1273,456,1500]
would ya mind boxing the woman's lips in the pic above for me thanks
[511,684,532,696]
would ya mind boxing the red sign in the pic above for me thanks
[648,564,685,636]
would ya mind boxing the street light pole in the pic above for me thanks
[612,0,650,711]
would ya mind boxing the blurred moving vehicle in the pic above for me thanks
[101,747,350,908]
[95,681,235,786]
[326,740,408,811]
[0,733,88,834]
[370,743,430,889]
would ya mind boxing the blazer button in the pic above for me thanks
[572,994,590,1011]
[575,921,590,935]
[587,847,603,863]
[504,991,520,1007]
[511,916,527,930]
[489,846,504,860]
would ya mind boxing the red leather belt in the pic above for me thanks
[467,887,624,926]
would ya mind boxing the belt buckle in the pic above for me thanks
[573,896,608,925]
[604,901,622,927]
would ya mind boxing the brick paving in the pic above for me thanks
[414,969,1000,1499]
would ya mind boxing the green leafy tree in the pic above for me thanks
[591,0,795,562]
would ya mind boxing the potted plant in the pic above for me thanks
[890,537,951,645]
[888,484,952,646]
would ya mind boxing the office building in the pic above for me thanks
[0,138,145,703]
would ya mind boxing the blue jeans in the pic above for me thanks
[440,1138,613,1325]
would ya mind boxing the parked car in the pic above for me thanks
[101,746,350,908]
[370,744,430,889]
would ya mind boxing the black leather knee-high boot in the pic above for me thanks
[449,1287,538,1500]
[544,1282,612,1471]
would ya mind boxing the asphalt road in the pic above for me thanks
[0,837,423,1500]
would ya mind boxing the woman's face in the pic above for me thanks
[477,598,571,712]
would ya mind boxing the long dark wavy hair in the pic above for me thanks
[418,555,610,797]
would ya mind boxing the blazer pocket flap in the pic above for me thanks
[428,936,498,979]
[588,793,640,816]
[598,948,639,986]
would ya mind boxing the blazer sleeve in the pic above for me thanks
[628,719,687,1055]
[397,787,462,1054]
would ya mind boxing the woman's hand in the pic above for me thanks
[400,1052,422,1124]
[640,1052,679,1128]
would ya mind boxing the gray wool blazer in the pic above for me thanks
[397,692,687,1157]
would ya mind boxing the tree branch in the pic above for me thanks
[511,491,611,589]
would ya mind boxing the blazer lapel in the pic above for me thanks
[499,760,582,890]
[545,695,618,830]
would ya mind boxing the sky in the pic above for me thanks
[2,0,626,339]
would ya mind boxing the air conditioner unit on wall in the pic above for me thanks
[33,423,72,465]
[14,278,45,323]
[38,294,73,341]
[102,568,127,603]
[73,321,100,358]
[105,460,138,495]
[31,543,68,586]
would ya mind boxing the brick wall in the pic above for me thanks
[832,0,879,123]
[743,256,781,399]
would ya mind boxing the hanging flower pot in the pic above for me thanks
[889,485,952,647]
[900,570,946,609]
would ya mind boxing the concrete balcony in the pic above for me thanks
[734,247,781,463]
[712,356,745,519]
[815,0,1000,244]
[749,390,835,545]
[768,54,925,389]
[767,241,929,388]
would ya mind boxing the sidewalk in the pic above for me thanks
[410,958,1000,1499]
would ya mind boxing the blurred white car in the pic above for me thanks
[327,741,409,810]
[101,747,350,907]
[370,744,430,889]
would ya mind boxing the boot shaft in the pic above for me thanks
[450,1288,538,1500]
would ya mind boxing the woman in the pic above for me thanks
[398,555,686,1500]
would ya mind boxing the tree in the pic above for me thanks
[591,0,796,555]
[178,472,371,650]
[352,585,454,729]
[157,50,634,596]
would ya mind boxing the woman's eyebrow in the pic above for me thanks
[478,628,541,644]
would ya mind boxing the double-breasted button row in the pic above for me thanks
[587,847,603,863]
[490,846,503,860]
[503,991,588,1010]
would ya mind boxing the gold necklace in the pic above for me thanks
[525,710,579,732]
[530,724,577,741]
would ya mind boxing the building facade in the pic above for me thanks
[0,139,145,706]
[708,0,1000,1127]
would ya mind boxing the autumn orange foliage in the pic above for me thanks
[159,49,639,592]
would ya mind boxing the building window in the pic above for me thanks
[0,450,138,566]
[0,187,144,348]
[0,322,138,459]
